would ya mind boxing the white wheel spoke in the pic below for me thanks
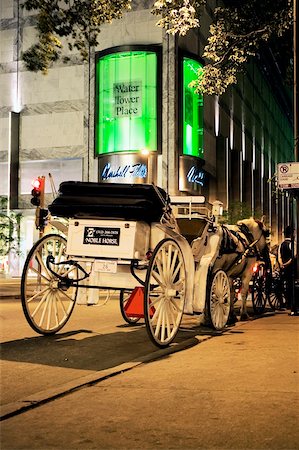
[152,268,165,287]
[58,288,76,303]
[160,308,166,342]
[31,289,50,318]
[151,296,163,322]
[53,292,59,327]
[168,301,177,326]
[167,244,173,274]
[156,258,167,286]
[169,248,178,275]
[38,290,52,328]
[35,251,51,281]
[149,293,164,307]
[46,292,53,329]
[169,297,182,313]
[27,286,50,303]
[161,248,167,281]
[28,264,51,282]
[171,260,183,283]
[56,293,68,317]
[154,302,164,337]
[165,303,172,336]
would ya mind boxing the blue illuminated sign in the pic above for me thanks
[186,166,204,186]
[101,162,147,180]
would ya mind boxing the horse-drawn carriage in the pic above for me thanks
[21,182,270,348]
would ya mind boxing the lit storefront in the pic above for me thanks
[94,46,206,195]
[179,55,205,193]
[95,46,161,184]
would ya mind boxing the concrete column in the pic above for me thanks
[161,33,178,195]
[85,47,97,182]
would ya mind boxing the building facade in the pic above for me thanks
[0,0,295,275]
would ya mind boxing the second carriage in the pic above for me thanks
[21,181,233,348]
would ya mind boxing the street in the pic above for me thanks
[1,292,299,449]
[0,294,209,411]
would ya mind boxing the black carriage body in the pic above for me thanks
[49,181,168,223]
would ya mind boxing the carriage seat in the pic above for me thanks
[48,181,168,223]
[176,217,207,244]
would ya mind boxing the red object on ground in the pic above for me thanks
[124,287,145,318]
[124,287,155,318]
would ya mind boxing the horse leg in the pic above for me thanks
[239,274,252,321]
[227,279,238,325]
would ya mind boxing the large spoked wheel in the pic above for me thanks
[144,238,187,348]
[21,234,78,335]
[119,289,141,324]
[207,270,231,330]
[251,264,268,315]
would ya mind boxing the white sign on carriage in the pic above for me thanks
[277,162,299,189]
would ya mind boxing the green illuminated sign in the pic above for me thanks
[183,57,204,158]
[95,50,158,155]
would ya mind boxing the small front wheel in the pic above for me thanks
[119,289,141,324]
[144,239,187,348]
[21,234,77,334]
[207,270,231,330]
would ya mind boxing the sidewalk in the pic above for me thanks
[1,311,298,450]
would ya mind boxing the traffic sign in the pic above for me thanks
[277,162,299,189]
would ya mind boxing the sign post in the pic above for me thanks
[277,162,299,316]
[277,162,299,189]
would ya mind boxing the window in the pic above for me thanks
[20,158,82,194]
[182,57,204,158]
[95,49,159,155]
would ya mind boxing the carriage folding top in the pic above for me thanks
[48,181,168,223]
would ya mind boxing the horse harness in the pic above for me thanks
[220,221,265,274]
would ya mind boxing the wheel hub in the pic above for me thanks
[165,288,177,297]
[49,280,59,289]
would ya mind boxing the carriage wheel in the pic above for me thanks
[21,234,77,335]
[251,264,267,314]
[268,291,286,310]
[207,270,231,330]
[268,272,286,310]
[144,238,186,348]
[119,289,141,324]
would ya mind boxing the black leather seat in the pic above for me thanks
[48,181,168,223]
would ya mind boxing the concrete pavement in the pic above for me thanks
[0,278,21,299]
[1,296,298,449]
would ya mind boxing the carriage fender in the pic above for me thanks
[193,232,222,313]
[156,225,194,314]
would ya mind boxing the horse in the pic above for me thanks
[213,217,270,321]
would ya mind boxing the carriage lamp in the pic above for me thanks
[212,200,223,222]
[253,263,258,273]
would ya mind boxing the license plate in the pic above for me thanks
[94,260,117,273]
[83,226,120,246]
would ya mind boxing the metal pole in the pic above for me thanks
[289,193,298,315]
[293,0,299,294]
[294,0,298,162]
